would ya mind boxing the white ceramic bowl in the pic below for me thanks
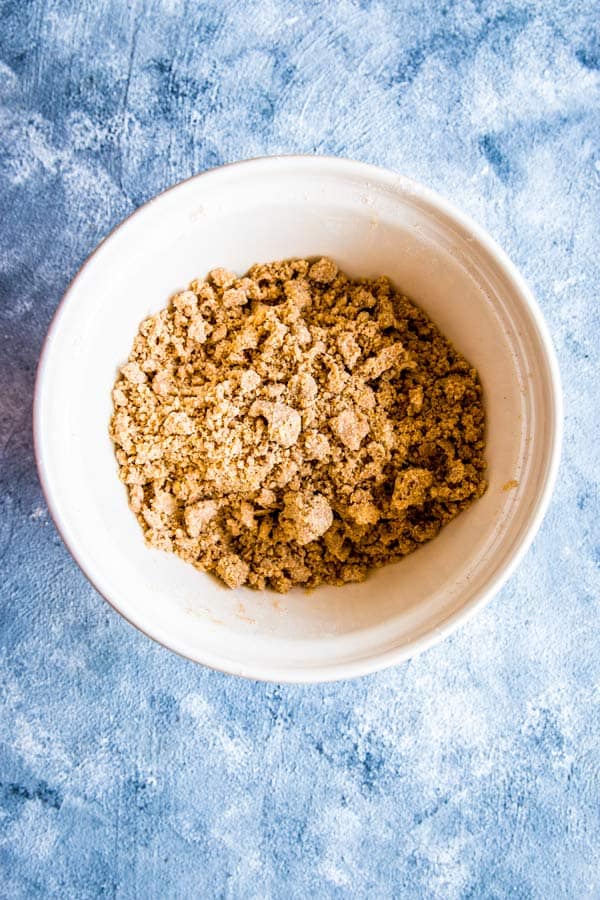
[34,156,562,682]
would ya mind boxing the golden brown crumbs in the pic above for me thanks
[110,258,487,592]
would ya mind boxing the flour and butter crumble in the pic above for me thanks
[110,258,486,592]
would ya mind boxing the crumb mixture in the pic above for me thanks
[110,258,486,592]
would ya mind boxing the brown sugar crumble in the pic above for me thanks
[110,258,487,592]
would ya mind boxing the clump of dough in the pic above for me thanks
[280,491,334,545]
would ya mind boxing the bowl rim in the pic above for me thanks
[33,154,563,683]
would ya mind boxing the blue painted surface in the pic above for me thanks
[1,1,599,896]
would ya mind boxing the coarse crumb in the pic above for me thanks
[110,258,487,592]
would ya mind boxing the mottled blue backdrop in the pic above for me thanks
[1,1,599,897]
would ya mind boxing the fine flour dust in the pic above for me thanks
[110,258,486,592]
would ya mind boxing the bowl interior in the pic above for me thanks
[35,158,559,680]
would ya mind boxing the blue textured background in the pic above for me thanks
[1,1,599,897]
